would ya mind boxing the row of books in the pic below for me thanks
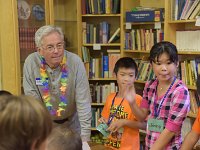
[135,58,200,86]
[91,107,103,128]
[82,22,120,44]
[136,60,155,81]
[82,22,110,44]
[176,30,200,51]
[180,59,200,86]
[84,50,120,78]
[19,27,38,50]
[85,55,200,88]
[81,0,120,15]
[90,82,118,103]
[189,90,199,114]
[172,0,200,20]
[124,29,164,51]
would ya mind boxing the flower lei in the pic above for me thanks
[40,55,68,117]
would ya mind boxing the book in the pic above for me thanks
[107,51,120,78]
[108,27,120,43]
[103,55,109,78]
[180,0,195,20]
[184,0,200,19]
[189,1,200,19]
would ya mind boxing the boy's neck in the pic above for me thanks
[117,91,124,98]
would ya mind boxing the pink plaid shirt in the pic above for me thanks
[141,78,190,150]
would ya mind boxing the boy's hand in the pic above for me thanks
[124,85,136,105]
[107,119,125,133]
[98,117,108,124]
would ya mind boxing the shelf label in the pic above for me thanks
[195,16,200,26]
[125,23,132,29]
[93,44,101,50]
[154,22,161,29]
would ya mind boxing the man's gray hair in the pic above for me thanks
[35,25,64,47]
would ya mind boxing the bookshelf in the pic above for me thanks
[1,0,200,147]
[78,0,122,145]
[17,0,47,92]
[50,0,78,55]
[165,0,200,117]
[0,0,78,94]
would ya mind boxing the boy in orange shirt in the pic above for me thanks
[181,75,200,150]
[98,57,146,150]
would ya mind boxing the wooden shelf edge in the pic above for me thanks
[82,14,121,17]
[168,20,196,24]
[89,78,116,81]
[91,103,105,106]
[83,43,121,46]
[187,112,197,118]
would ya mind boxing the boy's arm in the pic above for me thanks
[150,128,175,150]
[107,119,146,132]
[181,130,200,150]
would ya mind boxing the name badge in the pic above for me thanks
[96,123,110,137]
[148,118,164,133]
[35,78,48,86]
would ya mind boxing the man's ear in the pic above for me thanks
[37,47,43,56]
[176,61,179,68]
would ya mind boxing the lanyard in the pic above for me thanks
[154,77,176,118]
[107,92,124,126]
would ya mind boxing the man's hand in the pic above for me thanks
[107,119,125,133]
[82,141,91,150]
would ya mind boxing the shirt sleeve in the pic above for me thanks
[165,87,190,132]
[23,56,42,100]
[192,108,200,135]
[75,57,92,142]
[141,81,150,109]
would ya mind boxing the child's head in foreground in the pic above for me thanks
[47,125,82,150]
[0,95,52,150]
[0,90,12,96]
[113,57,138,88]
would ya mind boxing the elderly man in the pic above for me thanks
[23,25,92,149]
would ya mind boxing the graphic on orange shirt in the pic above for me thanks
[101,93,142,150]
[105,105,128,148]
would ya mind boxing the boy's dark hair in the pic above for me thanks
[149,41,178,64]
[47,126,82,150]
[197,75,200,95]
[0,90,12,96]
[113,57,138,76]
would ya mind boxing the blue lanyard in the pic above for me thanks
[154,77,176,118]
[107,92,124,125]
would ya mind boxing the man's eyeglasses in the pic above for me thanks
[42,42,64,52]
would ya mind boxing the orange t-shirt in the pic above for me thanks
[192,108,200,134]
[101,93,142,150]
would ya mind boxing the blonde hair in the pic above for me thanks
[0,95,52,150]
[47,125,82,150]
